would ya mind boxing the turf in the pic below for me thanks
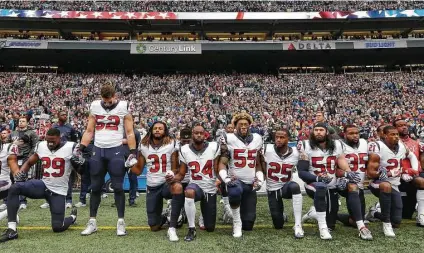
[0,193,422,253]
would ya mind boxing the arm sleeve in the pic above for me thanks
[297,160,318,184]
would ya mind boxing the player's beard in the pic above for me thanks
[193,139,204,145]
[346,139,359,148]
[312,133,326,143]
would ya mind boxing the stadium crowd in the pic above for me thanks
[1,0,424,12]
[0,71,424,143]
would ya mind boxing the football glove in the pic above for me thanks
[345,171,361,184]
[401,173,414,182]
[125,150,138,168]
[337,178,349,191]
[317,172,332,184]
[252,178,263,192]
[378,167,389,181]
[14,171,28,182]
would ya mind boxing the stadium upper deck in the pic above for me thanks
[1,0,424,12]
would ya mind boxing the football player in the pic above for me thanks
[367,126,419,237]
[218,112,263,238]
[297,123,351,240]
[175,124,221,241]
[0,140,20,221]
[393,119,424,225]
[131,121,184,242]
[79,83,138,236]
[0,128,79,243]
[218,123,235,224]
[258,128,304,238]
[336,125,373,240]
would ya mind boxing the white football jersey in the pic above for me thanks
[225,133,263,184]
[139,140,178,187]
[176,141,191,184]
[298,139,344,189]
[90,100,129,148]
[37,141,75,196]
[0,143,19,191]
[263,144,299,191]
[342,139,368,189]
[180,142,221,194]
[368,140,407,187]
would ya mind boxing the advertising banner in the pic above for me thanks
[283,41,336,50]
[354,40,407,49]
[130,43,202,54]
[0,40,48,49]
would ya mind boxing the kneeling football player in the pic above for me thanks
[175,124,221,241]
[0,128,80,243]
[258,128,304,238]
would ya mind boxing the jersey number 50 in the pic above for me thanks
[41,157,65,178]
[311,156,337,175]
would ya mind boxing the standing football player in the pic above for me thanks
[131,121,184,242]
[259,128,304,238]
[218,112,263,238]
[0,128,79,242]
[367,126,419,237]
[393,119,424,225]
[297,123,351,240]
[79,83,138,236]
[0,140,20,221]
[175,124,221,241]
[337,125,373,240]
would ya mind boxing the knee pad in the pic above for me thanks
[288,182,301,195]
[315,185,327,199]
[242,220,254,231]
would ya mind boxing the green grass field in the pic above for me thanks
[0,193,423,253]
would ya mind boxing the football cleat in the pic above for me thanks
[0,203,6,211]
[416,214,424,227]
[101,193,108,199]
[222,205,233,224]
[66,203,73,209]
[365,205,378,222]
[359,227,373,240]
[319,228,332,240]
[383,223,395,237]
[0,228,18,243]
[198,214,205,230]
[70,208,78,225]
[81,220,97,236]
[302,206,317,224]
[117,219,127,236]
[184,228,196,242]
[40,202,50,209]
[293,225,304,239]
[167,227,179,242]
[74,202,86,208]
[19,204,27,210]
[233,221,242,238]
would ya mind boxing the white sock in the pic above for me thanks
[232,207,241,224]
[8,222,16,231]
[184,198,196,228]
[0,210,7,221]
[417,190,424,215]
[222,197,229,206]
[71,215,77,222]
[316,212,327,230]
[356,220,365,230]
[117,218,124,223]
[89,218,97,225]
[292,194,303,227]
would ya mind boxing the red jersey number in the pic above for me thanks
[233,149,257,169]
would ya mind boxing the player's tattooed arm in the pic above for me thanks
[131,154,146,175]
[366,153,381,179]
[174,161,187,182]
[124,114,137,150]
[81,114,95,147]
[19,153,40,174]
[171,151,179,175]
[7,154,20,175]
